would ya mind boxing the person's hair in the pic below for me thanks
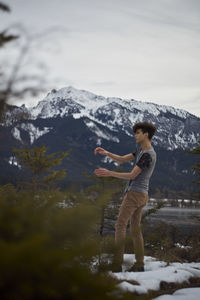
[132,122,157,140]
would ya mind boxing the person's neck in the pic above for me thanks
[140,141,152,151]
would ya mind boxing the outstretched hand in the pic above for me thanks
[94,168,111,177]
[94,147,110,177]
[94,147,108,156]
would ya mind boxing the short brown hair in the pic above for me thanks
[132,122,157,140]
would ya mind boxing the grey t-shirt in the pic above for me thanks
[124,145,157,195]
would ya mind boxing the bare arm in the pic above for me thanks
[120,153,136,163]
[94,165,142,180]
[94,147,135,164]
[106,152,136,164]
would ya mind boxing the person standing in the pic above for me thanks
[94,121,157,272]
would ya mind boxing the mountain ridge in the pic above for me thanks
[30,86,192,119]
[3,86,200,151]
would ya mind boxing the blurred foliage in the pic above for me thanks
[0,182,153,299]
[0,2,19,120]
[0,2,18,47]
[0,2,10,12]
[0,2,47,123]
[0,184,117,299]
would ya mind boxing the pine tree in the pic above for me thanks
[184,140,200,200]
[13,145,70,192]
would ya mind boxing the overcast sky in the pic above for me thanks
[1,0,200,117]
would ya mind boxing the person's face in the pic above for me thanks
[134,129,148,143]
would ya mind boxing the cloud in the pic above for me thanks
[1,0,200,117]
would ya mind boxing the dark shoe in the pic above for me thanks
[98,262,122,273]
[127,264,144,272]
[109,263,122,273]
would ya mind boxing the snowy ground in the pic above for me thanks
[107,254,200,299]
[152,287,200,300]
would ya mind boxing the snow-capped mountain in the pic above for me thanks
[4,86,200,151]
[1,86,200,192]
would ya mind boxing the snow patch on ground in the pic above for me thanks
[152,287,200,300]
[109,254,200,295]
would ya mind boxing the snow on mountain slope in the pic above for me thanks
[4,86,200,150]
[30,93,84,119]
[29,86,190,121]
[83,119,119,143]
[11,127,22,143]
[12,123,52,144]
